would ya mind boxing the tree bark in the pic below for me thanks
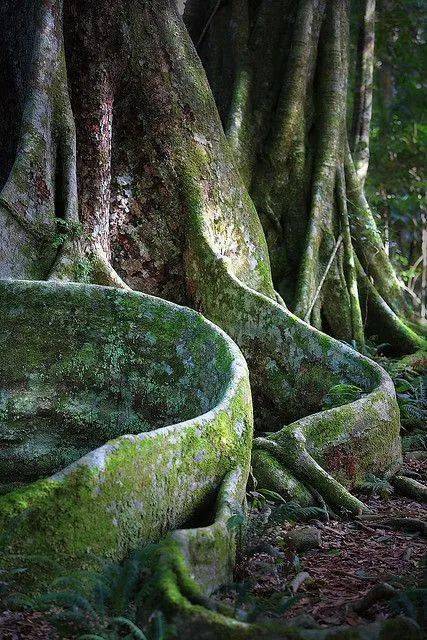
[186,0,424,351]
[351,0,376,186]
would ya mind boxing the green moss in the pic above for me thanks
[0,377,251,592]
[0,280,253,594]
[0,281,246,485]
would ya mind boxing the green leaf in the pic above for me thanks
[112,617,149,640]
[227,513,245,531]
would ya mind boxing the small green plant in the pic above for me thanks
[396,380,427,430]
[214,582,299,623]
[227,508,246,532]
[271,501,326,524]
[247,489,326,528]
[51,218,84,249]
[358,473,394,498]
[402,430,427,452]
[322,384,364,409]
[6,547,168,640]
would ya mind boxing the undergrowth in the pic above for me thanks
[377,352,426,451]
[357,473,394,498]
[345,339,426,451]
[0,543,168,640]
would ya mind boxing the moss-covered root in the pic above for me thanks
[136,467,282,638]
[253,435,368,515]
[356,259,427,355]
[391,476,427,502]
[141,541,422,640]
[141,469,418,640]
[251,450,314,506]
[48,243,131,289]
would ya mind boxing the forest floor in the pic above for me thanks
[0,464,425,640]
[0,354,425,639]
[216,455,426,632]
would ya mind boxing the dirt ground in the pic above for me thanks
[221,456,426,630]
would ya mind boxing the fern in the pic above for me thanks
[112,616,149,639]
[402,430,427,452]
[399,400,427,429]
[377,361,427,432]
[271,501,326,523]
[7,547,169,640]
[358,473,394,497]
[43,608,98,635]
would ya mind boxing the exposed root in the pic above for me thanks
[390,475,427,503]
[251,449,314,506]
[90,247,131,290]
[357,258,426,354]
[294,0,347,324]
[49,244,130,290]
[253,436,368,516]
[356,514,427,536]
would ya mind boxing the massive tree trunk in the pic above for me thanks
[0,1,425,637]
[185,0,424,351]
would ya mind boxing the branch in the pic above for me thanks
[197,0,222,48]
[304,235,343,322]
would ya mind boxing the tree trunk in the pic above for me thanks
[0,1,424,637]
[185,0,424,351]
[351,0,376,186]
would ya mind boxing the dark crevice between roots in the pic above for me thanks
[182,487,221,529]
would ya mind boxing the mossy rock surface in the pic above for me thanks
[0,280,253,591]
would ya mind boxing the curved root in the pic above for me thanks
[49,244,130,290]
[253,435,368,515]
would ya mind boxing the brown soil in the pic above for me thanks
[0,611,60,640]
[221,457,426,629]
